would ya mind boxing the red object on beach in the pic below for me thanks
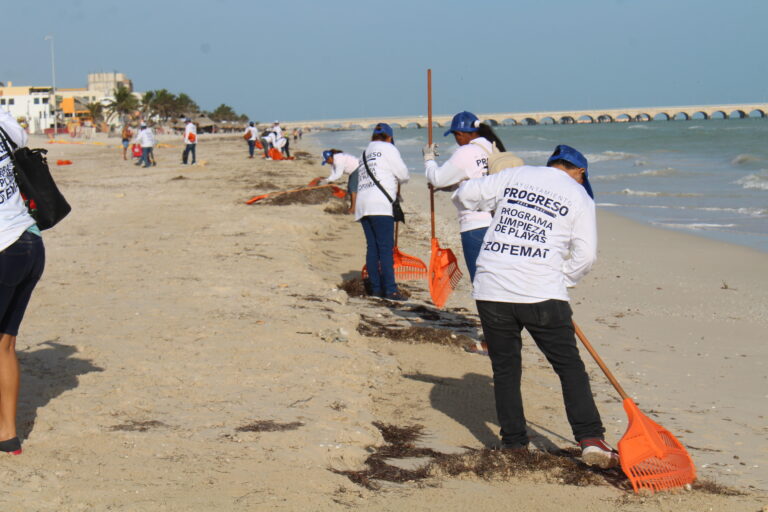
[573,323,696,493]
[56,159,72,165]
[255,140,263,150]
[131,144,142,158]
[268,147,284,160]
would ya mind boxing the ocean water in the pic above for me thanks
[307,118,768,252]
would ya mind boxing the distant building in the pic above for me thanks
[0,81,55,134]
[0,72,138,133]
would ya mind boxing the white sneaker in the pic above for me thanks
[580,438,620,469]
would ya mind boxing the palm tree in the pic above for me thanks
[175,93,199,117]
[85,102,104,124]
[140,91,156,119]
[105,85,138,125]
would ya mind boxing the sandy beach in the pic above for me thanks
[0,133,765,511]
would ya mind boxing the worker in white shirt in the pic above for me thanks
[182,118,197,165]
[134,123,156,168]
[244,122,259,158]
[452,145,618,469]
[423,110,508,281]
[320,149,361,213]
[356,123,409,300]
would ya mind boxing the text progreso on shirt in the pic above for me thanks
[503,187,569,218]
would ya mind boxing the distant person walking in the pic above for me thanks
[355,123,409,301]
[182,118,197,165]
[452,145,619,469]
[244,122,258,158]
[0,110,46,456]
[424,111,508,281]
[134,123,156,168]
[121,125,133,160]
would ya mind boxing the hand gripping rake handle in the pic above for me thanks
[573,322,630,400]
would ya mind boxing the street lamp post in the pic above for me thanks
[44,35,57,138]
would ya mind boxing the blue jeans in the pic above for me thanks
[0,231,45,336]
[139,147,152,167]
[183,144,196,164]
[247,140,255,157]
[461,227,488,283]
[476,299,605,447]
[360,216,396,296]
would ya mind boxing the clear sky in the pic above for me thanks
[2,0,766,122]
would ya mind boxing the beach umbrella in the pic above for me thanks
[574,323,696,493]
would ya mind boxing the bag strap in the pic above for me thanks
[362,151,395,204]
[470,139,499,156]
[0,125,19,164]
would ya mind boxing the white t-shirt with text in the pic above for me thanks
[354,141,409,221]
[453,165,597,303]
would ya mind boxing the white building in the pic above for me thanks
[0,72,136,134]
[0,82,55,134]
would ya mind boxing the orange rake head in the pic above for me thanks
[618,398,696,493]
[361,247,427,282]
[393,247,427,280]
[428,238,463,309]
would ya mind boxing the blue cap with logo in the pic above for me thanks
[372,123,394,143]
[321,150,334,165]
[546,144,594,198]
[444,111,480,136]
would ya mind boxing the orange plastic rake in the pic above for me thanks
[245,184,345,204]
[573,322,696,493]
[428,188,463,308]
[426,69,462,308]
[361,223,427,281]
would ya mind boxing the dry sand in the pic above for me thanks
[0,133,765,511]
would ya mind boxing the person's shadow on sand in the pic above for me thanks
[17,341,104,439]
[404,372,564,451]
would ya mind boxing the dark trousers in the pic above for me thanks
[360,215,396,296]
[247,140,255,157]
[476,299,605,447]
[0,231,45,336]
[182,144,196,164]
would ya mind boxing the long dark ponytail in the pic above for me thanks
[477,123,506,152]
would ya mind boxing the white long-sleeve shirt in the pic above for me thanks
[135,127,155,148]
[325,153,360,183]
[184,122,197,144]
[426,137,493,232]
[0,110,36,250]
[452,165,597,303]
[355,141,409,221]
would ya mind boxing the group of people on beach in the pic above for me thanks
[320,111,619,469]
[120,117,199,166]
[243,121,292,160]
[0,105,615,471]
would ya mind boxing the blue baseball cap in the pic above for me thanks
[321,150,334,165]
[547,144,594,198]
[372,123,394,142]
[444,111,480,136]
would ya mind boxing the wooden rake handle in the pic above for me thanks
[573,322,630,401]
[427,68,436,239]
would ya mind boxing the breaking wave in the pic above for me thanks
[735,171,768,191]
[617,188,702,197]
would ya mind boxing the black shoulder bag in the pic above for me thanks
[362,151,405,223]
[0,126,71,230]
